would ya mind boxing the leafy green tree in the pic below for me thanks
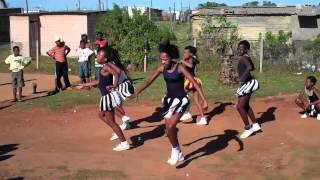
[262,1,277,6]
[264,30,292,61]
[96,4,176,69]
[198,16,240,85]
[197,1,227,9]
[242,1,259,7]
[303,34,320,66]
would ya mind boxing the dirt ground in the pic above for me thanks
[1,74,320,180]
[0,73,78,102]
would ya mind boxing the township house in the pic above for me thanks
[191,6,320,42]
[9,11,105,57]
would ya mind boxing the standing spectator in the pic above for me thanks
[95,32,108,48]
[76,40,94,83]
[5,46,31,102]
[46,37,72,91]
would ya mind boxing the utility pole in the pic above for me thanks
[173,2,176,24]
[106,0,108,10]
[98,0,101,11]
[180,0,183,23]
[25,0,29,13]
[149,0,152,21]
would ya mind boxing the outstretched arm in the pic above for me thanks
[132,66,163,98]
[180,59,193,68]
[179,65,208,111]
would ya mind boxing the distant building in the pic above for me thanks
[127,6,163,21]
[191,6,320,41]
[9,11,105,57]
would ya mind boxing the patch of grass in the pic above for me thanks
[55,165,70,173]
[62,169,127,180]
[199,163,224,169]
[16,89,100,111]
[219,154,240,162]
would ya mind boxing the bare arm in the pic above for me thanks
[79,80,99,87]
[239,56,254,82]
[105,63,120,89]
[179,65,208,110]
[133,66,163,97]
[180,59,193,68]
[65,46,71,57]
[310,87,320,106]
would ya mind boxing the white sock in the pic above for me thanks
[121,141,128,145]
[121,116,130,122]
[171,147,180,160]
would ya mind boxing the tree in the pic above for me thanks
[242,1,259,7]
[264,30,292,62]
[303,34,320,67]
[262,1,277,7]
[96,4,176,69]
[198,16,240,85]
[197,1,227,9]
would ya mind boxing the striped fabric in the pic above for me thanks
[99,91,123,112]
[236,79,259,97]
[47,46,69,62]
[116,80,135,101]
[163,96,190,119]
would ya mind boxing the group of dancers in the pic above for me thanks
[76,39,262,166]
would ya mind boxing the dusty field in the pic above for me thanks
[0,73,78,102]
[1,93,320,180]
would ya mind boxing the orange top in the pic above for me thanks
[47,45,70,62]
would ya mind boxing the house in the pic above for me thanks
[191,6,320,41]
[9,11,106,57]
[0,8,23,42]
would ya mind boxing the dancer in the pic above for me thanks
[295,76,320,120]
[5,46,31,102]
[132,41,208,165]
[77,47,130,151]
[47,37,72,91]
[236,40,261,139]
[179,46,207,125]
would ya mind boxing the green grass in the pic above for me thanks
[61,169,127,180]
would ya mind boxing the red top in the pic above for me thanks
[47,45,70,62]
[95,40,108,48]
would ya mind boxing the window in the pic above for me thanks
[298,16,318,28]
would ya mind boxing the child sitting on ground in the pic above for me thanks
[295,76,320,120]
[5,46,31,102]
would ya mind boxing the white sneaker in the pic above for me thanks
[301,113,308,119]
[317,114,320,121]
[110,133,119,141]
[121,116,130,122]
[196,117,208,125]
[113,141,130,151]
[180,112,192,122]
[252,123,261,132]
[167,152,184,165]
[120,121,131,130]
[240,128,254,139]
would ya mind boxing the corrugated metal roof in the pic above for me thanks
[9,10,106,16]
[191,6,320,17]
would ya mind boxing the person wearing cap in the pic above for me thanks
[46,37,72,91]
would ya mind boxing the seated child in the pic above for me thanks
[295,76,320,120]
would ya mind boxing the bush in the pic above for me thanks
[264,30,292,62]
[96,4,176,69]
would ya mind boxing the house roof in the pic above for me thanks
[191,6,320,17]
[10,10,106,16]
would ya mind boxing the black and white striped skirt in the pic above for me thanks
[162,96,190,119]
[236,78,259,97]
[99,91,123,112]
[117,80,135,101]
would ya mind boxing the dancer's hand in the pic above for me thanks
[75,85,85,90]
[202,101,208,112]
[106,85,116,91]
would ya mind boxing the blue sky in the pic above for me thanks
[8,0,320,11]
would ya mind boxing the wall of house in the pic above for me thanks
[9,16,30,57]
[40,15,87,56]
[292,15,320,40]
[87,13,104,42]
[192,15,292,41]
